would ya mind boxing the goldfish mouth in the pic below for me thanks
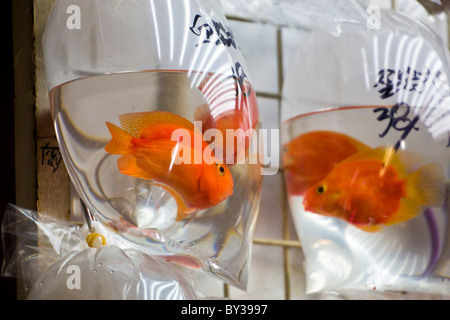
[302,198,311,211]
[302,201,320,214]
[303,198,340,217]
[209,186,234,206]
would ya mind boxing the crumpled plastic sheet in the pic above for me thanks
[1,204,197,300]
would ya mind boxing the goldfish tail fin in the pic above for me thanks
[105,122,133,155]
[406,162,446,207]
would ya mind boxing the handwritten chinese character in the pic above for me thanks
[373,68,401,99]
[189,14,237,49]
[373,67,432,99]
[41,143,62,172]
[405,68,430,94]
[230,62,251,98]
[189,14,214,46]
[211,19,237,49]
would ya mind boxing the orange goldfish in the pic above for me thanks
[195,75,259,164]
[105,111,234,221]
[282,131,371,195]
[302,147,446,232]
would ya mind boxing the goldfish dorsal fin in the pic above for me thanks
[339,147,386,163]
[406,162,446,207]
[395,149,431,174]
[340,147,410,176]
[119,111,194,137]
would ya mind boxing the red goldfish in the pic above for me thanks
[105,111,234,221]
[303,147,446,232]
[195,74,259,164]
[282,131,371,195]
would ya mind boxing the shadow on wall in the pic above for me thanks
[0,0,17,301]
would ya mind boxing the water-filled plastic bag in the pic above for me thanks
[42,0,262,289]
[280,2,450,296]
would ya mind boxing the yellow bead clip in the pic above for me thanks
[86,233,106,248]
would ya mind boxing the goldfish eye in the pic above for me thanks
[216,163,226,176]
[316,185,326,195]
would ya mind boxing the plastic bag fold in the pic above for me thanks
[1,204,197,300]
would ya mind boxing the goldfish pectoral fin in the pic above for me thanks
[173,195,197,221]
[151,182,198,222]
[173,193,198,221]
[387,198,423,226]
[176,208,197,221]
[117,155,154,180]
[198,173,209,194]
[406,162,446,207]
[354,224,382,233]
[105,122,133,155]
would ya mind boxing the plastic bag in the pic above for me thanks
[277,1,450,297]
[221,0,369,31]
[222,0,448,36]
[1,204,197,300]
[42,0,262,289]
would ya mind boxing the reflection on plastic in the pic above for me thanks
[28,246,195,300]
